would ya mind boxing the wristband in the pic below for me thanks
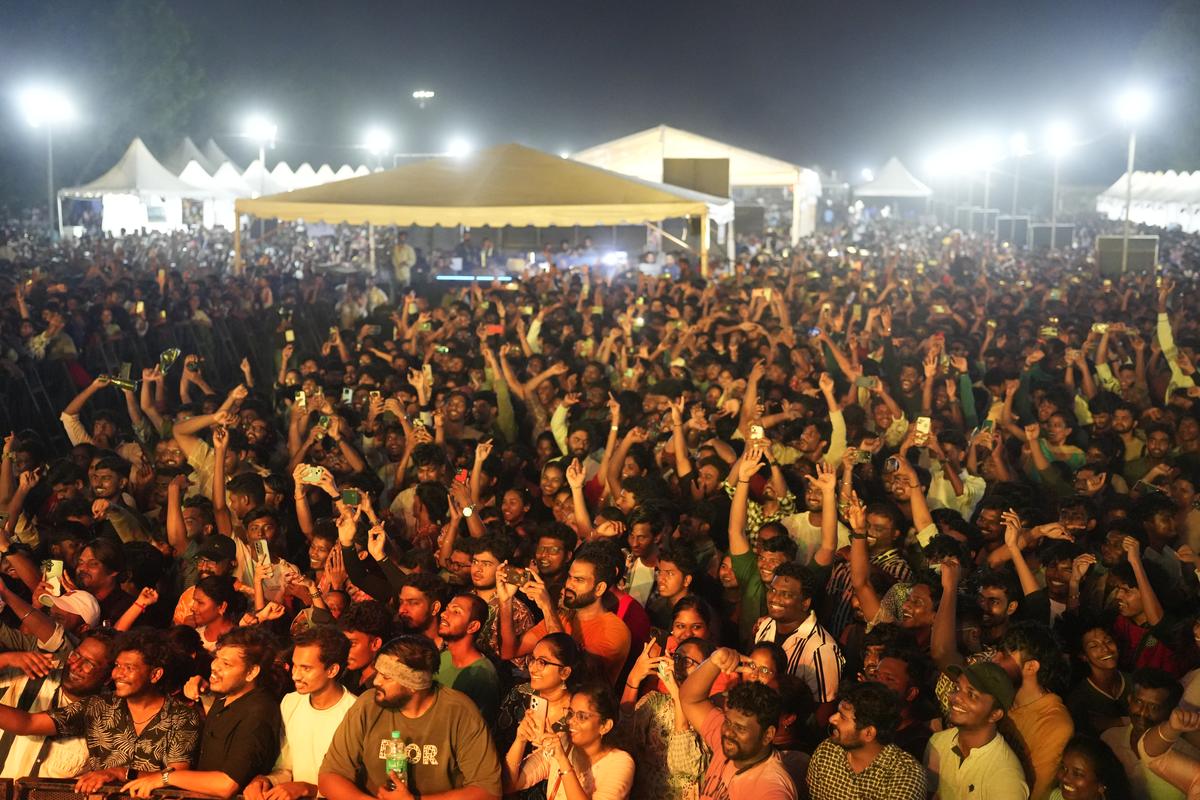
[850,533,868,541]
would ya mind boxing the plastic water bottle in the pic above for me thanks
[385,731,408,788]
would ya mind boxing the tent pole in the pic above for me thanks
[700,211,710,278]
[368,222,376,275]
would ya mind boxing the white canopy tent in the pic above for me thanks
[58,138,210,234]
[270,162,297,191]
[292,163,319,189]
[854,157,932,199]
[315,164,336,183]
[163,137,215,176]
[178,161,238,229]
[572,124,821,244]
[241,159,290,197]
[211,162,255,197]
[202,138,238,172]
[1097,170,1200,233]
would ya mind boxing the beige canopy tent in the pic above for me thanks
[234,143,733,273]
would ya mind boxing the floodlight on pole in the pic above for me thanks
[1115,87,1152,274]
[412,89,435,109]
[243,115,277,200]
[1009,132,1031,219]
[1044,121,1074,249]
[18,86,75,234]
[364,127,393,157]
[860,167,874,182]
[559,150,570,160]
[445,137,472,158]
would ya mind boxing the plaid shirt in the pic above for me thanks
[806,739,927,800]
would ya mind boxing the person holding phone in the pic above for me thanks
[495,633,582,756]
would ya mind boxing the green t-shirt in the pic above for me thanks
[731,551,765,649]
[436,650,500,728]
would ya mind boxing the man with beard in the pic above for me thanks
[679,647,797,800]
[74,538,135,626]
[1100,668,1195,800]
[498,542,631,684]
[172,534,237,626]
[925,663,1028,799]
[338,601,393,695]
[434,594,499,726]
[753,560,843,705]
[89,455,151,541]
[0,631,115,778]
[397,573,446,642]
[319,635,501,800]
[530,524,574,607]
[123,627,281,799]
[805,681,925,799]
[8,629,202,792]
[244,626,357,800]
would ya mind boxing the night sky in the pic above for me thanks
[0,0,1188,203]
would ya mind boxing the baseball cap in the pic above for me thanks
[946,662,1016,711]
[42,590,101,629]
[195,534,236,564]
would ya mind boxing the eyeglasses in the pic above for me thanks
[737,661,774,677]
[673,653,700,669]
[560,709,600,723]
[67,650,105,674]
[535,545,563,555]
[528,656,565,671]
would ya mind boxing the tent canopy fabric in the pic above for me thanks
[235,143,734,228]
[60,138,206,198]
[854,157,932,198]
[572,124,818,190]
[164,137,214,176]
[202,139,238,172]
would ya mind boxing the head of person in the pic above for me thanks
[75,538,126,595]
[566,422,592,462]
[210,626,278,697]
[469,534,514,592]
[529,632,584,695]
[946,662,1014,731]
[307,526,337,573]
[562,542,619,610]
[1128,668,1182,739]
[63,630,118,697]
[411,444,448,484]
[864,502,906,554]
[564,681,618,749]
[181,497,216,542]
[742,641,788,690]
[339,600,393,673]
[655,545,698,603]
[721,682,781,763]
[898,570,942,630]
[372,635,439,708]
[670,595,717,645]
[191,574,244,628]
[533,524,576,577]
[46,589,101,634]
[437,593,487,645]
[225,473,266,521]
[976,569,1021,630]
[90,455,128,500]
[875,646,930,709]
[1110,559,1170,624]
[828,681,903,751]
[754,530,797,585]
[860,623,906,681]
[194,534,237,580]
[397,573,445,635]
[290,624,351,696]
[766,562,815,626]
[111,628,170,699]
[539,461,566,500]
[999,621,1068,693]
[626,506,663,560]
[1054,735,1132,800]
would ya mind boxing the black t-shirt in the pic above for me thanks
[197,686,282,789]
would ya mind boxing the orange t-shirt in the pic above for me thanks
[528,611,631,684]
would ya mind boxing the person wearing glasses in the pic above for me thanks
[495,633,583,756]
[503,680,633,800]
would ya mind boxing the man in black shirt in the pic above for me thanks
[122,627,280,799]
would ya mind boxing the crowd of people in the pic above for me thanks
[0,214,1198,800]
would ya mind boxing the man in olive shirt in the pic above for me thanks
[319,636,500,800]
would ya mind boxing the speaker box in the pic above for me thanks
[1029,223,1075,249]
[995,216,1030,247]
[1096,235,1159,276]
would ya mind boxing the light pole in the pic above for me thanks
[1115,88,1151,273]
[244,115,277,198]
[18,86,75,234]
[1008,132,1030,218]
[364,127,393,169]
[412,90,435,109]
[1045,122,1074,250]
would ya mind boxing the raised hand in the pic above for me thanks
[566,458,586,490]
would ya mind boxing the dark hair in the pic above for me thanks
[242,506,281,529]
[471,533,516,565]
[1130,667,1183,709]
[572,680,619,741]
[1058,736,1133,798]
[770,561,816,600]
[725,681,782,734]
[452,593,489,628]
[114,628,171,675]
[1001,621,1069,694]
[292,625,352,674]
[657,544,700,579]
[671,595,719,634]
[181,496,216,530]
[415,481,450,524]
[215,625,279,682]
[536,522,578,555]
[760,535,799,560]
[747,641,789,677]
[573,541,620,595]
[194,575,245,621]
[82,538,127,580]
[93,455,130,476]
[226,473,266,506]
[977,569,1021,605]
[378,634,439,674]
[537,632,589,686]
[839,681,903,744]
[338,600,393,642]
[401,572,447,606]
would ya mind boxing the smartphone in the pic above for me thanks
[749,424,765,440]
[135,300,145,315]
[808,327,821,338]
[1039,326,1059,338]
[422,364,433,386]
[454,468,469,484]
[341,489,360,506]
[485,324,504,336]
[284,329,295,343]
[914,416,931,446]
[590,305,603,315]
[318,414,331,428]
[329,327,338,337]
[763,288,773,301]
[502,566,529,586]
[521,305,534,316]
[650,627,670,650]
[806,270,822,279]
[160,310,167,320]
[981,419,995,433]
[1048,289,1062,301]
[341,388,354,404]
[931,304,948,315]
[408,303,418,315]
[884,455,901,473]
[855,449,872,464]
[1092,323,1109,334]
[528,694,548,732]
[369,390,381,400]
[295,390,306,409]
[41,560,64,597]
[986,319,997,329]
[252,539,271,565]
[366,325,381,336]
[854,376,877,389]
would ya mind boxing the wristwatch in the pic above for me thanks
[161,766,175,786]
[462,505,474,518]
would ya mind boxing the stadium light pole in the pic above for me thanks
[1045,122,1074,250]
[364,127,393,169]
[446,137,472,158]
[1115,88,1152,273]
[18,86,75,234]
[244,115,277,197]
[1008,132,1031,218]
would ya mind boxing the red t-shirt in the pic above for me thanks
[528,610,631,684]
[1114,615,1184,677]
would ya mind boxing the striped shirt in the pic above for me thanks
[823,549,913,639]
[753,612,843,703]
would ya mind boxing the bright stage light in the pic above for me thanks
[446,137,472,158]
[363,127,393,156]
[860,167,874,182]
[1114,87,1152,125]
[1045,122,1075,158]
[17,86,75,128]
[244,115,277,145]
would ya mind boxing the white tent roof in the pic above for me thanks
[163,137,214,176]
[178,160,233,197]
[210,161,254,196]
[1099,171,1200,205]
[573,124,820,192]
[292,163,320,188]
[354,165,371,177]
[242,160,289,196]
[315,164,336,182]
[202,138,238,172]
[60,138,207,198]
[854,157,932,198]
[270,162,296,191]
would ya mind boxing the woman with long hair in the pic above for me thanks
[504,680,634,800]
[1049,735,1133,800]
[189,575,244,652]
[495,633,587,757]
